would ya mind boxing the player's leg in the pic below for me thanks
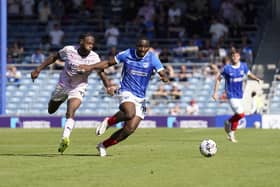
[96,96,145,156]
[96,102,136,136]
[48,84,68,114]
[227,99,245,142]
[96,115,142,156]
[58,86,85,154]
[48,100,65,114]
[58,98,82,154]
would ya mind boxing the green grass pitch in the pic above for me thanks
[0,128,280,187]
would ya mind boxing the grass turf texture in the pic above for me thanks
[0,128,279,187]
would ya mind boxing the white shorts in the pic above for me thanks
[229,98,244,114]
[119,91,146,119]
[50,84,87,102]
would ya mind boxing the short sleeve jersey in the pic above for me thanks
[221,62,249,99]
[58,45,100,88]
[115,49,164,98]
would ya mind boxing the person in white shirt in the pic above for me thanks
[49,23,64,50]
[31,33,113,154]
[105,24,120,48]
[209,18,228,46]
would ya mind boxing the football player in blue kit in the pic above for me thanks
[212,48,261,143]
[78,37,169,156]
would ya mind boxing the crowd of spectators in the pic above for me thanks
[6,0,261,113]
[7,0,259,66]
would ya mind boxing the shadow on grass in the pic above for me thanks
[0,153,104,157]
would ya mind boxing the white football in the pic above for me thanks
[199,139,217,157]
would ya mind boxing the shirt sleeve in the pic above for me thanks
[243,63,250,75]
[220,66,226,77]
[151,53,164,72]
[58,46,68,60]
[115,49,129,64]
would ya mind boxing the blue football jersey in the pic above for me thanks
[115,49,164,98]
[221,62,249,99]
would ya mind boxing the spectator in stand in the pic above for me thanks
[178,65,192,82]
[220,0,235,24]
[168,1,181,25]
[105,23,120,48]
[159,47,173,63]
[241,37,253,64]
[165,64,176,81]
[8,41,24,63]
[173,40,187,62]
[6,65,21,87]
[152,84,169,100]
[209,17,228,47]
[31,48,46,64]
[200,39,214,58]
[169,103,181,115]
[169,84,182,100]
[38,0,52,25]
[230,4,244,26]
[8,0,21,18]
[21,0,35,18]
[110,0,123,23]
[51,0,65,20]
[39,35,51,54]
[137,0,155,24]
[243,2,257,24]
[49,23,64,51]
[186,99,199,115]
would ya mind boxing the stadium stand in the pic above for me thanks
[6,0,272,116]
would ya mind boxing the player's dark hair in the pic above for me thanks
[79,32,94,40]
[230,47,241,56]
[136,36,150,46]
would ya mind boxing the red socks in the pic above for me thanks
[108,116,117,126]
[102,138,118,148]
[229,113,245,130]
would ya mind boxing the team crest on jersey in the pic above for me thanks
[142,62,149,68]
[240,70,244,75]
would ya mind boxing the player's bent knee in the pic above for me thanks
[124,112,136,120]
[124,126,136,135]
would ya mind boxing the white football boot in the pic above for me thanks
[228,131,238,143]
[96,143,107,157]
[96,117,109,136]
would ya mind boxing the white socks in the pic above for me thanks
[62,118,75,138]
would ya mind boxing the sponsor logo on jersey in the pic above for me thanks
[130,69,148,76]
[142,62,149,68]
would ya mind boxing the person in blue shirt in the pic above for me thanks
[212,48,261,143]
[78,37,169,156]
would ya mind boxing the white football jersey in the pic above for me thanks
[58,45,100,88]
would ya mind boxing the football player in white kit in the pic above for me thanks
[212,48,261,143]
[31,33,112,154]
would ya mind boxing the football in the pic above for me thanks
[199,139,217,157]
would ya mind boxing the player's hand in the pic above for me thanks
[256,79,262,84]
[106,86,117,96]
[212,93,219,101]
[31,69,40,82]
[77,65,93,73]
[160,77,169,83]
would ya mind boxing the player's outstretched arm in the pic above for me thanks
[78,60,117,73]
[31,53,59,82]
[248,72,262,83]
[212,73,222,101]
[158,69,169,83]
[97,70,116,96]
